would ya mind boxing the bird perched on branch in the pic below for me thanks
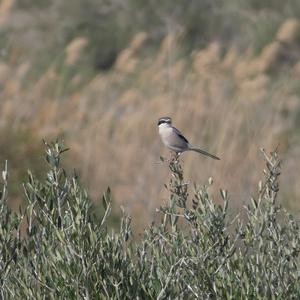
[158,117,220,160]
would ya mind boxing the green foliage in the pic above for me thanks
[0,141,299,298]
[0,127,45,197]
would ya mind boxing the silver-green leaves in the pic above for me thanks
[0,142,299,299]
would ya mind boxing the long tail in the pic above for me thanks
[189,146,220,160]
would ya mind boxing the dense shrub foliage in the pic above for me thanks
[0,141,299,298]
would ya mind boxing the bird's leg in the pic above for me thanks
[169,151,175,161]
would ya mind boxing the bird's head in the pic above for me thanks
[158,117,172,127]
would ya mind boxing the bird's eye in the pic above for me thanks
[158,118,171,125]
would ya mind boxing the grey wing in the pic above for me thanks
[172,127,189,144]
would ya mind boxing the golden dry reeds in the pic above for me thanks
[65,37,88,65]
[0,0,13,25]
[276,18,300,44]
[115,32,147,72]
[1,19,300,228]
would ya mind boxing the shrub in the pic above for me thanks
[0,141,299,298]
[0,127,45,198]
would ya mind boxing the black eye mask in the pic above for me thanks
[158,118,171,126]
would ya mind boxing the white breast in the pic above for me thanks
[158,123,188,152]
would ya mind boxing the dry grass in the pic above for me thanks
[1,18,300,228]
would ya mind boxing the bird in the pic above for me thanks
[158,117,220,160]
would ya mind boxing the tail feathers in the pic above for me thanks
[189,146,220,160]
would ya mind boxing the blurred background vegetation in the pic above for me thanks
[1,0,300,228]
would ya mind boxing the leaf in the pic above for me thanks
[220,189,228,200]
[251,197,257,209]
